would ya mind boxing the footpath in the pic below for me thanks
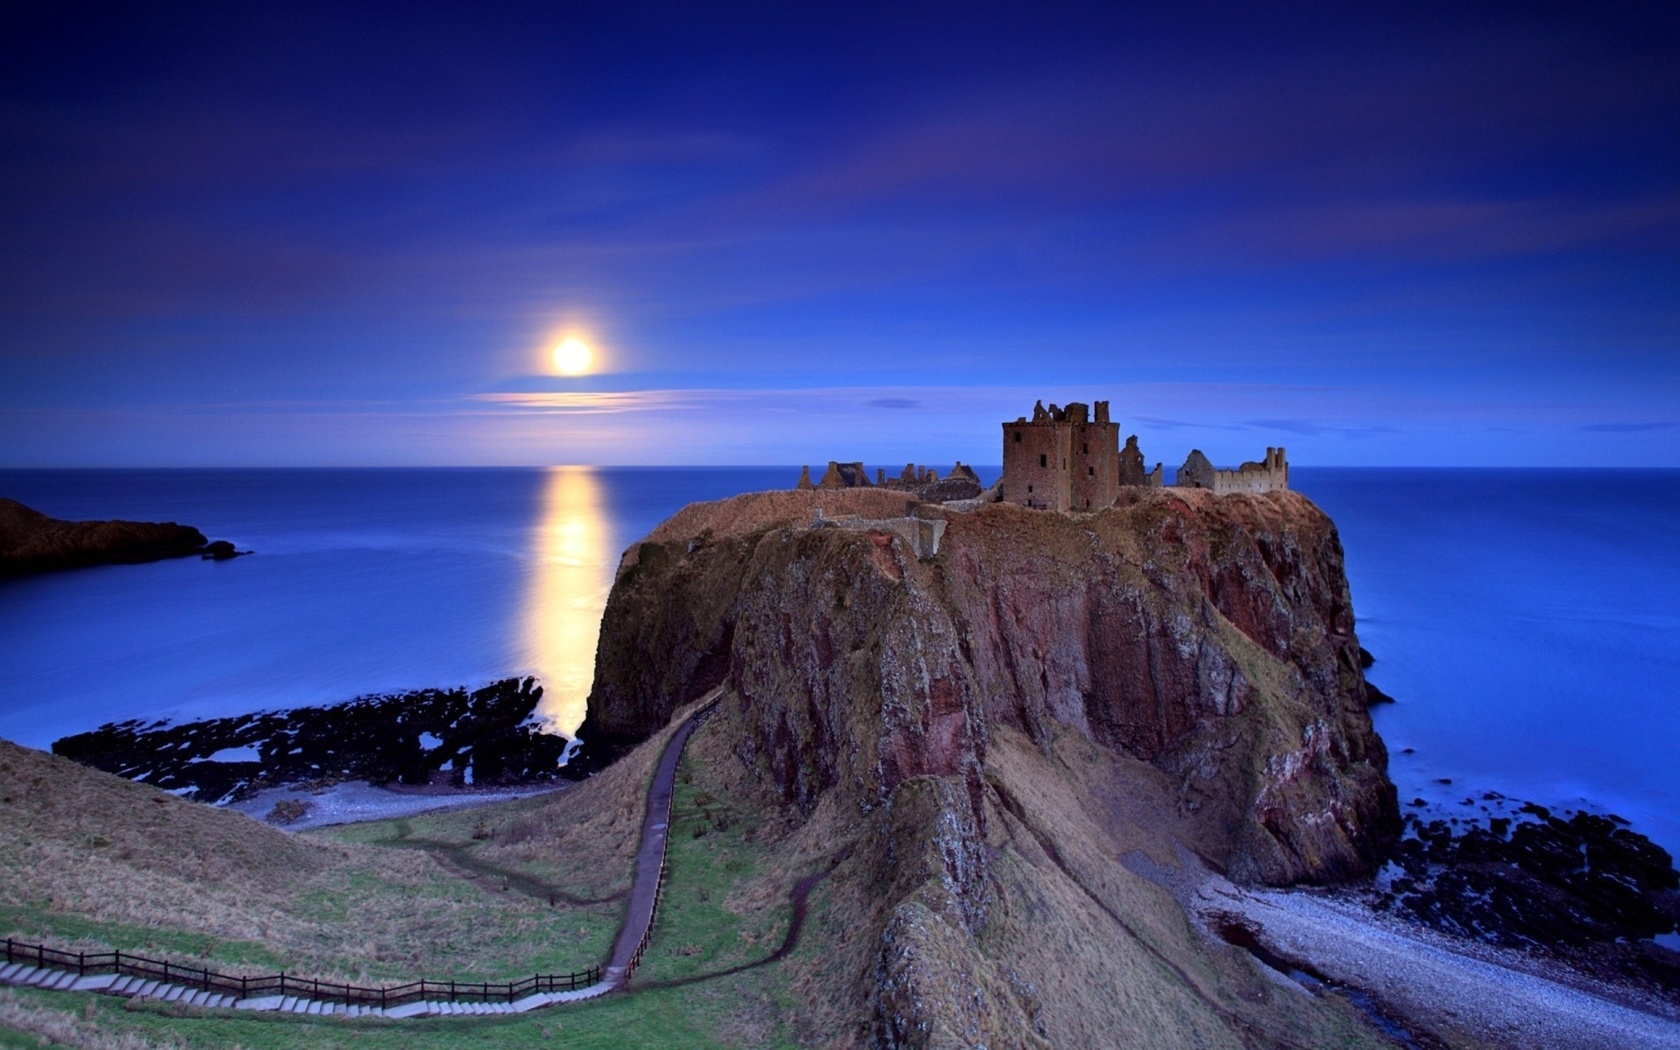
[0,689,723,1021]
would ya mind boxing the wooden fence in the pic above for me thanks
[621,697,719,981]
[1,937,598,1008]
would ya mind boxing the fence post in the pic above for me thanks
[78,952,85,977]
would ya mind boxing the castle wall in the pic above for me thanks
[1069,421,1120,510]
[1177,447,1289,494]
[1001,418,1073,510]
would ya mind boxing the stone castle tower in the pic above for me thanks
[1000,400,1125,511]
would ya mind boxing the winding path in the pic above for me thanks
[0,689,726,1020]
[601,688,722,988]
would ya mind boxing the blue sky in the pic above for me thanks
[2,1,1676,466]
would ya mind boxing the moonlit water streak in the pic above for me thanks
[524,467,615,736]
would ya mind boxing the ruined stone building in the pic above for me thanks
[1175,447,1289,494]
[999,399,1287,511]
[796,399,1288,516]
[1000,400,1141,511]
[796,460,983,502]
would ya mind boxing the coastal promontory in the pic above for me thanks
[580,485,1402,1044]
[0,497,224,577]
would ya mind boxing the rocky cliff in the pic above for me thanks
[0,498,214,577]
[586,486,1396,886]
[581,486,1400,1046]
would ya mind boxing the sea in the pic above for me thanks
[1,467,1676,858]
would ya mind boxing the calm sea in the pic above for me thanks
[1,467,1675,855]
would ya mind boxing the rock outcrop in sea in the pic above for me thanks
[0,497,232,577]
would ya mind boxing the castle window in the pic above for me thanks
[1027,484,1033,493]
[1014,431,1021,443]
[1039,454,1046,468]
[1088,466,1094,476]
[1082,443,1088,454]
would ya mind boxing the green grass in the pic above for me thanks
[0,724,804,1049]
[0,981,759,1050]
[0,903,290,974]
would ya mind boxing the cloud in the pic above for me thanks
[1579,422,1679,433]
[867,397,921,409]
[1134,416,1247,431]
[1244,418,1401,438]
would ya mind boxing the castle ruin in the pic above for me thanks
[796,460,984,503]
[999,400,1128,511]
[999,399,1286,511]
[1175,446,1289,494]
[793,397,1288,515]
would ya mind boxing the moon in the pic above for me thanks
[551,337,593,376]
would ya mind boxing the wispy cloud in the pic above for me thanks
[1135,416,1247,432]
[1579,422,1679,433]
[867,397,921,409]
[1244,418,1401,438]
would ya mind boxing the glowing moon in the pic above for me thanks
[551,337,593,376]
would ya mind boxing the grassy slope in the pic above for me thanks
[2,699,1400,1049]
[0,705,809,1049]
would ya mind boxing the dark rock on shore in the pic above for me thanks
[1374,803,1680,994]
[200,539,251,560]
[0,497,236,577]
[52,677,576,803]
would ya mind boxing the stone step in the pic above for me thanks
[232,994,284,1011]
[71,974,119,992]
[304,999,323,1015]
[277,995,300,1013]
[184,990,208,1007]
[159,985,187,1002]
[0,963,27,982]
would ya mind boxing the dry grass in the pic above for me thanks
[0,738,612,984]
[641,488,921,548]
[0,989,180,1049]
[3,676,1398,1048]
[327,697,710,901]
[978,725,1390,1049]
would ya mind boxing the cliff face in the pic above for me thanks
[601,486,1405,1045]
[0,498,210,577]
[588,487,1395,887]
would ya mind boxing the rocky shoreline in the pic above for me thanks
[1371,799,1680,998]
[51,677,579,804]
[1358,652,1680,1001]
[0,497,247,577]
